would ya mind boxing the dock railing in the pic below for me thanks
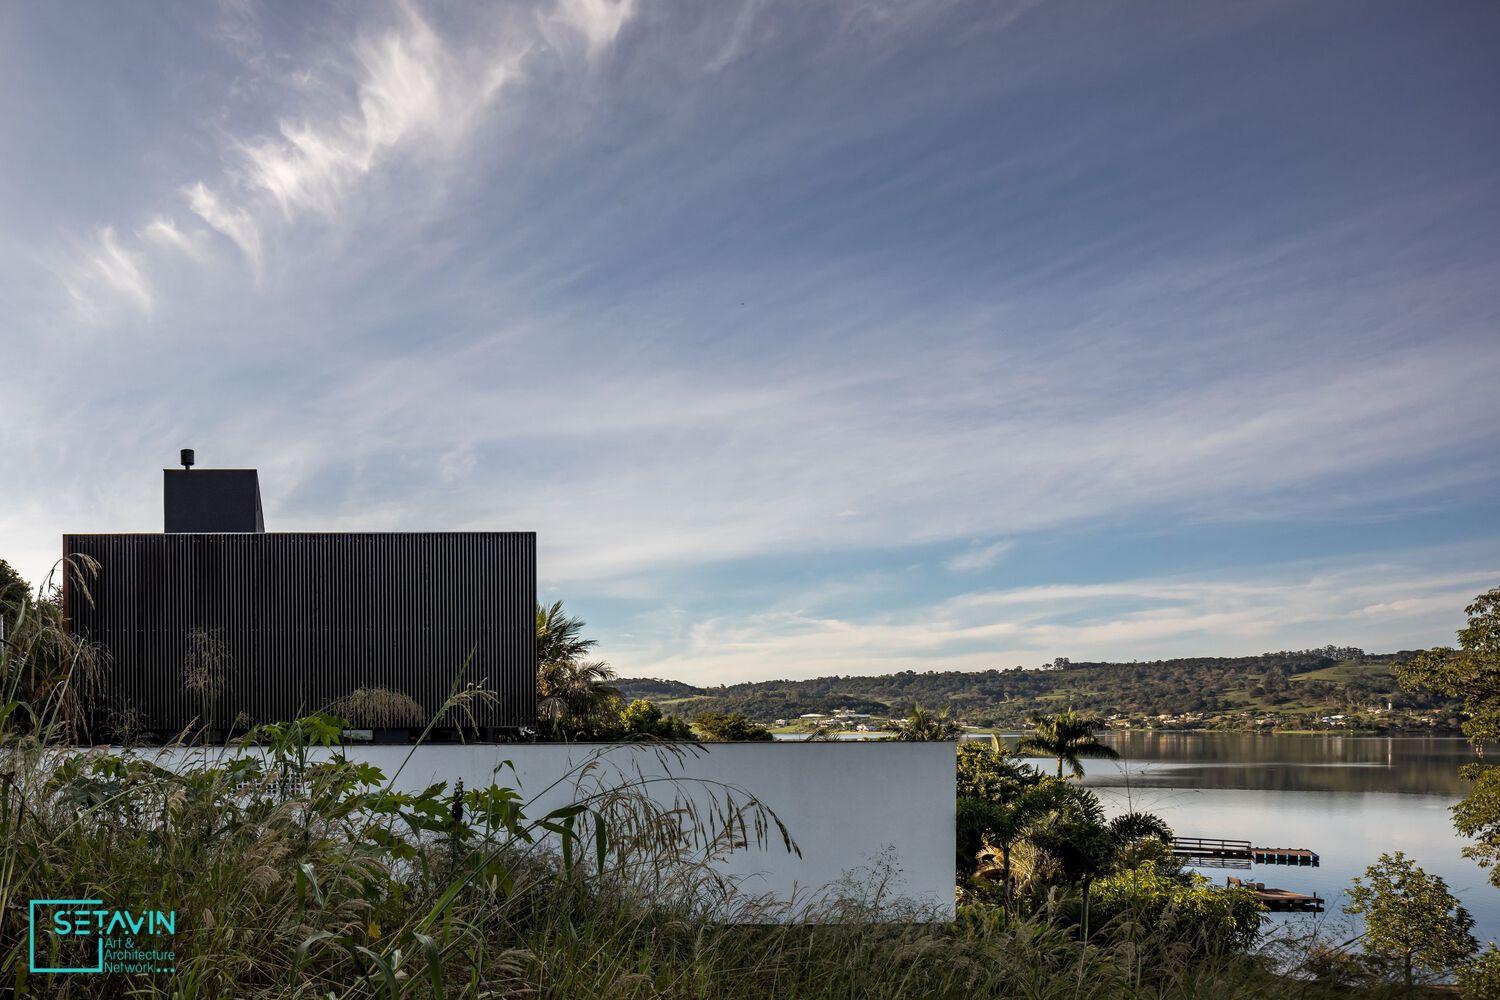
[1172,837,1252,856]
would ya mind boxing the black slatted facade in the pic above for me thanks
[63,532,536,738]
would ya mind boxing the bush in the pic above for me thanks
[1091,860,1265,955]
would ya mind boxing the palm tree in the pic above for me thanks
[891,704,964,741]
[536,600,598,667]
[538,657,619,733]
[535,601,616,738]
[1014,708,1120,778]
[970,783,1064,916]
[1010,783,1172,941]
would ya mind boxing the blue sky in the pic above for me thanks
[2,0,1497,683]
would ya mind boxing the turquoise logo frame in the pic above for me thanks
[30,899,105,974]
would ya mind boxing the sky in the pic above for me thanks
[1,0,1497,684]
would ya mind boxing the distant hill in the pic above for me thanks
[617,647,1460,730]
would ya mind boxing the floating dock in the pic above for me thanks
[1172,837,1319,867]
[1226,876,1325,912]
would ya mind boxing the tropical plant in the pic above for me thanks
[1014,708,1121,779]
[1092,860,1264,955]
[1344,850,1477,988]
[1004,782,1173,940]
[539,657,621,737]
[957,735,1046,802]
[965,785,1059,916]
[891,704,964,741]
[534,600,622,739]
[536,599,598,667]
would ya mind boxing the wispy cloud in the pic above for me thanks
[51,0,630,320]
[947,541,1014,572]
[4,0,1497,686]
[613,556,1500,682]
[185,181,263,276]
[546,0,637,60]
[70,227,153,317]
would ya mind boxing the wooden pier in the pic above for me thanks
[1252,847,1319,866]
[1172,837,1319,867]
[1226,876,1324,912]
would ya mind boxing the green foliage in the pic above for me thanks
[0,564,1350,998]
[694,710,774,741]
[1014,709,1121,779]
[891,703,964,741]
[1459,944,1500,1000]
[0,558,29,631]
[0,555,103,741]
[619,698,694,740]
[1398,589,1500,884]
[1399,590,1500,747]
[536,599,599,667]
[535,601,622,739]
[956,737,1046,802]
[1092,860,1264,955]
[1344,850,1477,988]
[617,644,1418,731]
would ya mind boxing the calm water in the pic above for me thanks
[1049,733,1500,944]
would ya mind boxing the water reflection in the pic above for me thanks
[1027,733,1500,944]
[1069,732,1482,797]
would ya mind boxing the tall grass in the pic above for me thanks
[0,565,1409,998]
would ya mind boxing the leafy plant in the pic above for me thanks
[1344,850,1477,988]
[1398,589,1500,885]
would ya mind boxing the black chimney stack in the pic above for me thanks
[164,452,264,532]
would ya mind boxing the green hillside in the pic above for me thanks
[619,647,1460,732]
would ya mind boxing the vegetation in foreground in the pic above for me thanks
[3,560,1500,997]
[0,564,1296,998]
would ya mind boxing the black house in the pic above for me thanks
[64,456,536,741]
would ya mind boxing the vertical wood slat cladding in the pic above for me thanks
[63,532,536,735]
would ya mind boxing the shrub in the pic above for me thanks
[1091,860,1265,955]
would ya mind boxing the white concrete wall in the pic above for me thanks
[145,741,956,921]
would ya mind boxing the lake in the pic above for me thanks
[1055,732,1500,945]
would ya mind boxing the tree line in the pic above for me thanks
[617,649,1456,728]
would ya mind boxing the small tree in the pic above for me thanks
[1344,851,1476,988]
[1398,589,1500,883]
[956,736,1045,803]
[620,698,693,740]
[693,711,773,742]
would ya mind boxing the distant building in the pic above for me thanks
[64,454,536,742]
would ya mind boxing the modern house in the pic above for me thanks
[63,453,536,742]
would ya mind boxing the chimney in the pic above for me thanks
[163,451,265,532]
